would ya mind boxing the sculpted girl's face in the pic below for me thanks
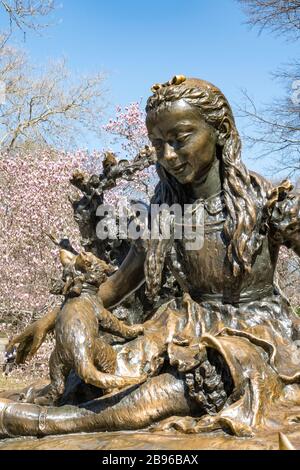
[146,100,217,184]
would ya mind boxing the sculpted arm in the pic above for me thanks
[6,305,61,364]
[98,245,146,308]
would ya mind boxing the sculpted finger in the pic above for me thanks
[27,333,44,360]
[15,341,32,364]
[6,331,28,352]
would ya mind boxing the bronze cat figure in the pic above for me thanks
[25,250,145,405]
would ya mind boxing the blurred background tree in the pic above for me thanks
[238,0,300,177]
[0,44,106,151]
[0,0,56,48]
[0,2,154,336]
[238,0,300,310]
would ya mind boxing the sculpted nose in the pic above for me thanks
[163,142,177,162]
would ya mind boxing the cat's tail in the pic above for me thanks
[75,358,146,390]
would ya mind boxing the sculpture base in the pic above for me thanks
[0,428,300,450]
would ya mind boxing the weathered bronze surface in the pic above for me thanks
[1,76,300,449]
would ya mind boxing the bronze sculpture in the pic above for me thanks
[1,76,300,443]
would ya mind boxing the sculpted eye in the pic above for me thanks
[176,133,192,143]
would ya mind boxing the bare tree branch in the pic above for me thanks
[0,43,107,150]
[238,0,300,40]
[236,61,300,177]
[0,0,57,48]
[1,0,56,32]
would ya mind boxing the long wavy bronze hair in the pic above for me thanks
[144,77,291,300]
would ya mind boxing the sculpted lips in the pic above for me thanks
[170,162,187,173]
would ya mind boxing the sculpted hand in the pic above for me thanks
[5,306,60,364]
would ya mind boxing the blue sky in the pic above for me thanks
[1,0,299,175]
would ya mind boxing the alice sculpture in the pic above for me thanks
[1,76,300,444]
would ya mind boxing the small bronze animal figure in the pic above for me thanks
[26,250,145,405]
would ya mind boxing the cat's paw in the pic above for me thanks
[127,324,144,338]
[32,394,56,406]
[23,385,59,406]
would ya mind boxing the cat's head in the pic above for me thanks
[60,249,116,288]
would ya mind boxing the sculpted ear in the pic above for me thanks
[75,252,93,271]
[218,117,231,145]
[60,249,76,267]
